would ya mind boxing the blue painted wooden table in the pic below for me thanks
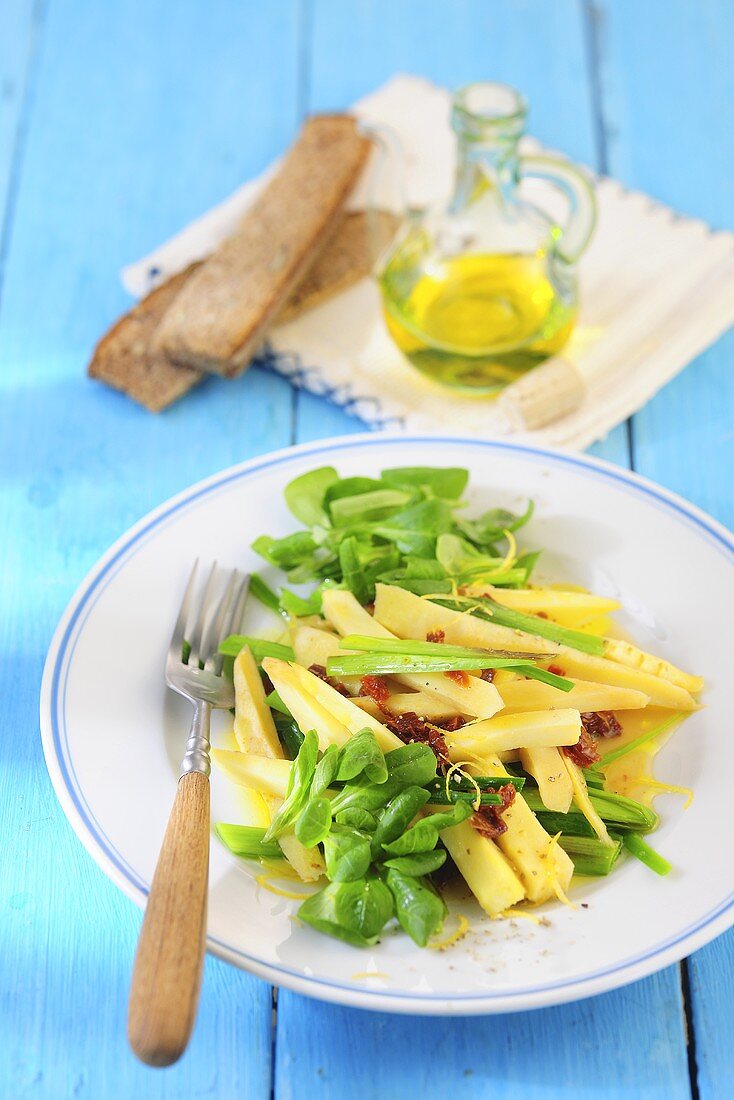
[3,1,733,1096]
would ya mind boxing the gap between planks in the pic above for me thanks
[0,0,49,303]
[681,959,701,1100]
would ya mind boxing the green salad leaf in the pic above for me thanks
[382,850,447,876]
[298,878,394,946]
[263,730,319,841]
[336,728,388,784]
[381,465,469,499]
[335,807,378,831]
[295,797,333,848]
[323,825,372,882]
[284,466,339,526]
[370,786,431,856]
[386,869,446,947]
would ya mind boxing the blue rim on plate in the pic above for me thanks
[40,434,734,1013]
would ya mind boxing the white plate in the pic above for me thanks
[40,434,734,1015]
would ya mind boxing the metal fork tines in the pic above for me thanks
[166,562,250,777]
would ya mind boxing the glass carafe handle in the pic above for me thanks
[519,155,597,263]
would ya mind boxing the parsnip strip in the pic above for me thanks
[462,584,621,616]
[354,691,461,721]
[290,624,361,695]
[233,649,324,880]
[541,648,698,710]
[266,648,528,918]
[322,588,503,718]
[373,583,557,656]
[602,637,703,694]
[497,678,649,714]
[519,746,573,813]
[464,752,574,903]
[262,656,353,749]
[447,709,582,755]
[563,757,614,846]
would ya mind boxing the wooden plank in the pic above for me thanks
[307,0,596,160]
[594,2,734,1096]
[275,973,689,1100]
[0,0,36,232]
[0,0,304,1093]
[283,4,690,1098]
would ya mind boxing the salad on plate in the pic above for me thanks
[211,464,702,949]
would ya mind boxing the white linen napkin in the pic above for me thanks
[123,76,734,450]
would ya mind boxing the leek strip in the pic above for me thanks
[623,832,672,876]
[339,634,543,660]
[594,713,685,770]
[431,596,605,655]
[559,835,622,876]
[321,588,504,718]
[249,573,284,616]
[462,585,621,617]
[373,584,557,656]
[521,786,657,830]
[221,635,294,662]
[326,651,573,693]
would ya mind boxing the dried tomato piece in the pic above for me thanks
[563,728,601,767]
[471,784,517,839]
[581,710,622,739]
[383,711,451,766]
[426,629,445,643]
[547,664,566,677]
[445,669,470,687]
[435,714,466,733]
[359,674,390,708]
[307,664,350,697]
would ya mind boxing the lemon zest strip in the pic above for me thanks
[429,914,470,949]
[500,907,542,925]
[635,776,694,809]
[256,875,316,901]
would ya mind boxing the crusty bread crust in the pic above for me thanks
[88,265,203,412]
[275,210,398,325]
[152,115,371,377]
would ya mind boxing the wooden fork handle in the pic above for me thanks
[128,770,210,1066]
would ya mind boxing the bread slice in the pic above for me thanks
[87,210,397,411]
[275,210,398,325]
[152,115,371,376]
[88,265,203,411]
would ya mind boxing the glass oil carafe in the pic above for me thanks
[377,83,596,394]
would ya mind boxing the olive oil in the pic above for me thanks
[380,251,577,394]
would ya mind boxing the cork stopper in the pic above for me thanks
[497,358,586,431]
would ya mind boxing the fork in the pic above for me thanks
[127,562,250,1067]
